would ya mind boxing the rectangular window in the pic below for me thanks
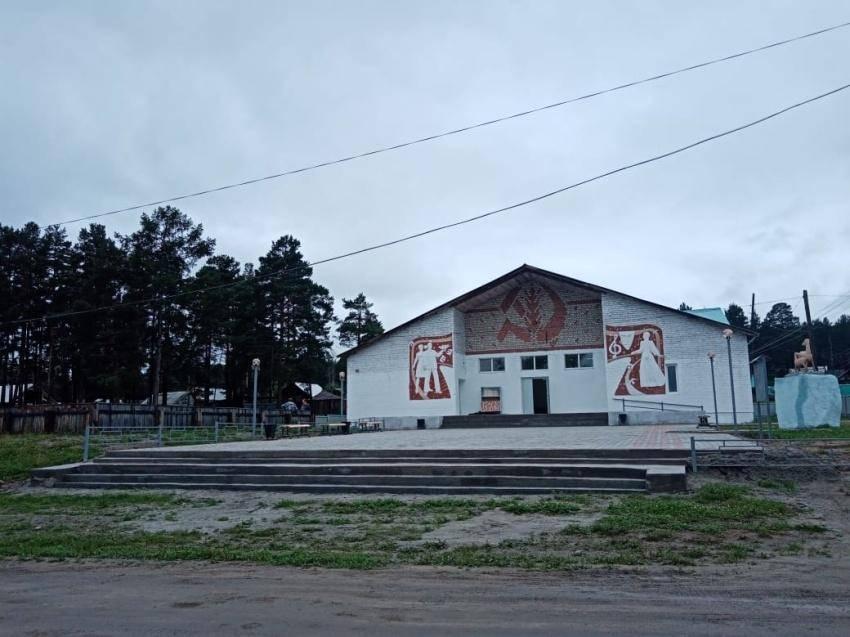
[521,355,548,370]
[479,357,505,373]
[566,353,594,369]
[666,364,678,393]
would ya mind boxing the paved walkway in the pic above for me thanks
[157,425,753,453]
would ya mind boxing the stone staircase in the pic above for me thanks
[441,413,609,428]
[32,448,687,494]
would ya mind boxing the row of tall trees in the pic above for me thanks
[723,302,850,380]
[0,207,383,405]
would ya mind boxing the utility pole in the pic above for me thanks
[802,289,817,368]
[750,293,756,329]
[151,310,163,408]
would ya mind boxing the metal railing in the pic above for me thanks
[81,416,386,461]
[688,436,763,472]
[620,398,704,412]
[83,421,263,461]
[688,435,850,472]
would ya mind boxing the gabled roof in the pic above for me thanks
[342,264,754,356]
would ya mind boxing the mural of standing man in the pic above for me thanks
[409,334,453,400]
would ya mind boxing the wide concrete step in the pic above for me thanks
[50,481,647,495]
[56,473,648,490]
[103,448,689,461]
[74,463,650,478]
[441,413,609,428]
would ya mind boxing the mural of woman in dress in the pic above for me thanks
[636,331,666,388]
[605,324,666,396]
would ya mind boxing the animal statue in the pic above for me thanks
[794,338,814,370]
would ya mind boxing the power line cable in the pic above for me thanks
[45,19,850,228]
[750,294,850,356]
[4,80,850,328]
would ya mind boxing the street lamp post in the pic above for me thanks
[722,329,737,426]
[251,358,260,437]
[339,371,346,420]
[708,353,719,426]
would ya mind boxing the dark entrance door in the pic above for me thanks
[532,378,549,414]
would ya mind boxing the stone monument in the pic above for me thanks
[775,340,841,429]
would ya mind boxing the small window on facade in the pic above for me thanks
[666,364,678,393]
[479,357,505,373]
[566,353,594,369]
[522,355,548,370]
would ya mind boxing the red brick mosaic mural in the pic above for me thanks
[464,278,603,354]
[496,283,566,345]
[409,334,454,400]
[605,323,666,396]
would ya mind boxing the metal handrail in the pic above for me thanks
[620,398,704,412]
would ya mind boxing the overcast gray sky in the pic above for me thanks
[2,1,849,343]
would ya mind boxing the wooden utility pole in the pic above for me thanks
[750,293,756,328]
[802,289,817,368]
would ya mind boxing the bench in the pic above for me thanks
[279,424,313,437]
[354,419,383,432]
[319,422,350,435]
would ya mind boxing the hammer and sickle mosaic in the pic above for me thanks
[496,283,567,345]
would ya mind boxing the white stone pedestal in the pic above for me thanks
[775,373,841,429]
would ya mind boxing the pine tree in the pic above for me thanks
[337,293,384,347]
[724,303,748,329]
[118,206,215,404]
[255,236,335,399]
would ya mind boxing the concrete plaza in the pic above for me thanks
[155,425,753,453]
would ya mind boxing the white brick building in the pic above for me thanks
[344,265,753,428]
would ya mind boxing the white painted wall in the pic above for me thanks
[346,307,459,428]
[601,293,753,424]
[459,349,608,414]
[347,288,753,427]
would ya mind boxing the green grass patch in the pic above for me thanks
[495,497,582,516]
[0,434,87,482]
[765,423,850,440]
[0,492,182,514]
[0,485,813,571]
[757,478,798,494]
[322,498,408,515]
[0,523,386,568]
[591,484,788,536]
[273,499,304,509]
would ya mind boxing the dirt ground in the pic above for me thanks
[2,462,849,635]
[2,554,849,636]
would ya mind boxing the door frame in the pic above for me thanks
[521,376,550,415]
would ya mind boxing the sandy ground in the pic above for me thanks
[4,461,848,635]
[412,508,602,547]
[2,557,849,636]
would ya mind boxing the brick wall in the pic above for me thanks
[463,277,602,354]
